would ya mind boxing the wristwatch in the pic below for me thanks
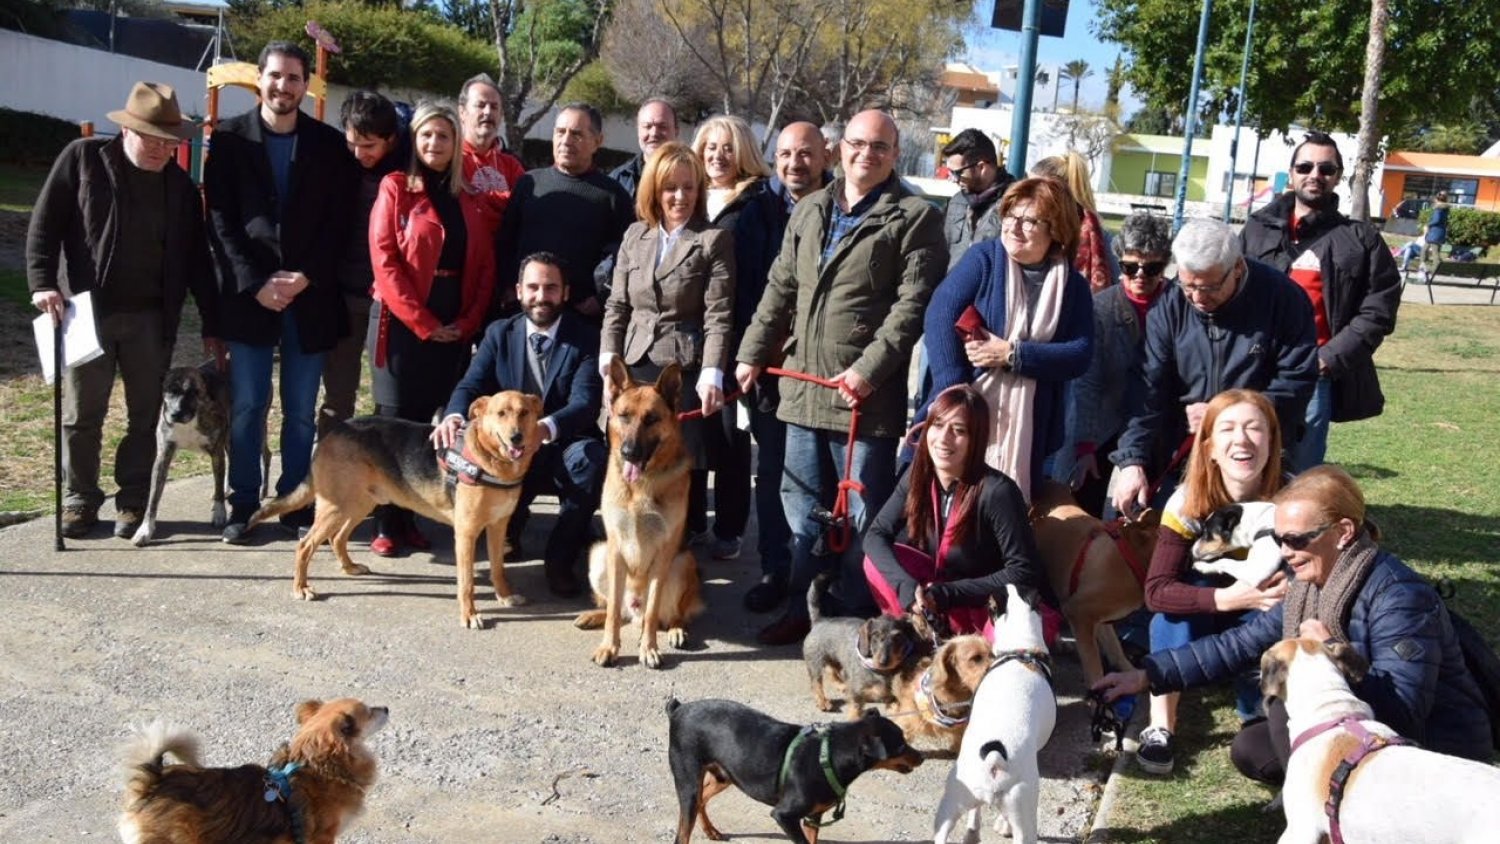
[1001,346,1017,372]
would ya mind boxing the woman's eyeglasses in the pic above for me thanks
[1271,523,1332,551]
[1001,214,1047,234]
[1120,260,1168,278]
[1292,161,1340,177]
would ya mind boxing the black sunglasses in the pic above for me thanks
[1271,523,1332,550]
[1120,260,1168,278]
[1293,161,1340,177]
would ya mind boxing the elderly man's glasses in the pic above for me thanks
[1271,523,1332,551]
[844,138,894,156]
[1001,214,1047,234]
[1179,264,1238,295]
[1293,161,1339,177]
[1121,260,1168,278]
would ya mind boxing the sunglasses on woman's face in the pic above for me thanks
[1120,260,1168,278]
[1271,523,1332,551]
[1292,161,1340,177]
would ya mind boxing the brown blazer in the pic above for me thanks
[604,219,736,372]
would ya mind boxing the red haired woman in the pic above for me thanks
[864,384,1057,641]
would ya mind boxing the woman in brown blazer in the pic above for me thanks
[602,141,736,538]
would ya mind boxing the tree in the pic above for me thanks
[1060,59,1093,113]
[1348,0,1386,220]
[486,0,613,151]
[598,0,718,120]
[1105,55,1126,111]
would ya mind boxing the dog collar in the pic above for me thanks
[853,629,912,672]
[441,426,525,489]
[263,761,306,844]
[988,649,1054,688]
[777,725,847,828]
[1289,715,1409,844]
[915,666,972,728]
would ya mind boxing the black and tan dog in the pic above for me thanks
[574,360,703,669]
[117,698,387,844]
[666,697,923,844]
[250,391,542,628]
[803,573,928,715]
[132,363,268,546]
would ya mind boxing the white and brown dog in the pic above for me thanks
[1262,638,1500,844]
[932,584,1056,844]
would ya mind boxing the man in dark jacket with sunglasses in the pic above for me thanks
[1239,133,1401,471]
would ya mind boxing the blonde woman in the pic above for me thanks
[692,115,771,224]
[1033,151,1112,293]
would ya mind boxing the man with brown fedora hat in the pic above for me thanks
[27,81,222,539]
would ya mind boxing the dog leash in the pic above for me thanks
[777,724,847,827]
[677,367,864,554]
[1145,435,1194,502]
[263,761,306,844]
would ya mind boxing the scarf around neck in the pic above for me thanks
[1282,532,1380,642]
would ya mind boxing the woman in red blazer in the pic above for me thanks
[367,100,496,554]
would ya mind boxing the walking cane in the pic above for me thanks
[53,312,65,552]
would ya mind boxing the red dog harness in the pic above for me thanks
[1289,715,1410,844]
[1067,518,1148,597]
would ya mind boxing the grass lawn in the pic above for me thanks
[1095,304,1500,843]
[0,162,47,213]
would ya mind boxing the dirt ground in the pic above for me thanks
[0,471,1110,843]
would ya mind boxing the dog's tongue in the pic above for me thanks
[623,461,642,484]
[507,446,525,460]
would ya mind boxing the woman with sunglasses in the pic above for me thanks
[1093,464,1491,792]
[918,177,1093,503]
[1127,388,1291,775]
[1061,212,1173,517]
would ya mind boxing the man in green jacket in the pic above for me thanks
[736,109,947,646]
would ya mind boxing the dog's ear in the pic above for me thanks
[1259,641,1295,702]
[856,620,873,661]
[1324,641,1369,685]
[296,699,324,724]
[526,394,544,422]
[468,395,490,421]
[987,591,1005,619]
[606,356,633,401]
[1015,585,1042,612]
[655,363,683,414]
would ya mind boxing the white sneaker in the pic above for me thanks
[1136,725,1175,775]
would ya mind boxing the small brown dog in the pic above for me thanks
[1030,479,1160,685]
[803,573,928,715]
[889,634,992,752]
[574,360,703,669]
[251,391,542,628]
[117,698,388,844]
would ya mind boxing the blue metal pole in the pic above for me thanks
[1008,0,1043,180]
[1173,0,1214,233]
[1224,0,1258,221]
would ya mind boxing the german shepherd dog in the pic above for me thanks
[133,363,272,546]
[250,391,543,629]
[574,360,703,669]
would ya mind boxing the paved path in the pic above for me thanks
[0,471,1109,843]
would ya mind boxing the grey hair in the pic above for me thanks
[1171,217,1242,275]
[1114,213,1173,259]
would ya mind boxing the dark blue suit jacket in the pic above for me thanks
[445,310,602,443]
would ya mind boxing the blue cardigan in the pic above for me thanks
[917,241,1094,491]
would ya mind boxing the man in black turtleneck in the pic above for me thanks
[1239,132,1401,471]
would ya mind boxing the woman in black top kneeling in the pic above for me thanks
[863,384,1059,642]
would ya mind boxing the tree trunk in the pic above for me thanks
[1349,0,1388,221]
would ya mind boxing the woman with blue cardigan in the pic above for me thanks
[918,176,1094,501]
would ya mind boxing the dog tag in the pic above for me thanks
[264,787,280,802]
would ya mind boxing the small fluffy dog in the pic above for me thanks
[1263,638,1500,844]
[889,634,993,753]
[133,363,267,546]
[665,697,922,844]
[803,573,927,715]
[1191,501,1283,585]
[574,361,703,669]
[933,585,1057,844]
[117,698,388,844]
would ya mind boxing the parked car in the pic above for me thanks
[1393,198,1431,219]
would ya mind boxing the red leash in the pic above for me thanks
[1147,435,1194,501]
[677,366,863,554]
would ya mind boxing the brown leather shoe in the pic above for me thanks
[61,506,98,539]
[756,614,811,647]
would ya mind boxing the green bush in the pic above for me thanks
[233,1,495,95]
[1449,208,1500,249]
[0,108,86,166]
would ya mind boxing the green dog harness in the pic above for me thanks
[776,725,847,827]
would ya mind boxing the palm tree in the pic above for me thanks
[1060,59,1093,113]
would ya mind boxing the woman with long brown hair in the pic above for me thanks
[864,384,1054,639]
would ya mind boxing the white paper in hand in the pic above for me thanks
[33,291,104,384]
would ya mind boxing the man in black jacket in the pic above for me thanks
[608,98,678,200]
[433,253,605,598]
[1239,133,1401,470]
[27,82,221,539]
[940,128,1012,271]
[204,41,357,542]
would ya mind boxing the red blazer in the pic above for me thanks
[369,171,495,364]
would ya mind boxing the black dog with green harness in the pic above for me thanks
[666,697,924,843]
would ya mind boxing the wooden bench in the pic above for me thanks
[1402,259,1500,304]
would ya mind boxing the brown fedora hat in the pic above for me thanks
[107,82,197,141]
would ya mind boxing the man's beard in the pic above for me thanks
[526,302,559,327]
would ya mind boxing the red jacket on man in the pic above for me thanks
[461,140,526,235]
[369,171,496,365]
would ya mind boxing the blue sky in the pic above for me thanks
[962,0,1143,115]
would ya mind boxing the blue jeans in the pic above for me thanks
[1149,589,1265,721]
[749,404,793,579]
[1289,375,1332,473]
[780,423,897,620]
[228,312,326,510]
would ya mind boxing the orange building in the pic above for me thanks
[1379,151,1500,217]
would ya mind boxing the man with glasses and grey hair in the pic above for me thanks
[1110,218,1318,518]
[1239,132,1401,471]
